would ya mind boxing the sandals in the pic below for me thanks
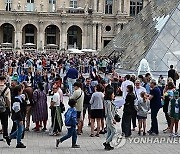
[90,134,94,137]
[95,134,100,137]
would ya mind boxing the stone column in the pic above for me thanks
[121,0,124,13]
[37,20,44,51]
[92,23,96,50]
[97,23,102,51]
[0,0,5,10]
[61,21,67,50]
[98,0,103,13]
[124,0,130,15]
[117,0,122,14]
[59,23,62,50]
[83,23,88,49]
[93,0,97,13]
[15,20,22,49]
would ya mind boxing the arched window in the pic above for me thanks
[130,0,143,16]
[105,0,113,14]
[2,24,14,43]
[70,0,77,8]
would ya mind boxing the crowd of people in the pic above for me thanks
[0,51,180,151]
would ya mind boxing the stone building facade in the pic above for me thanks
[0,0,149,52]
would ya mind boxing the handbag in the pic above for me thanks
[114,114,121,122]
[111,102,121,122]
[175,71,179,80]
[60,102,65,113]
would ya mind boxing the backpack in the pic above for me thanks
[0,87,8,113]
[64,108,73,126]
[174,71,179,80]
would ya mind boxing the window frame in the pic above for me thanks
[26,0,35,11]
[70,0,78,8]
[130,0,143,16]
[5,0,12,11]
[105,0,113,14]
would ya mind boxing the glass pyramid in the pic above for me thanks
[99,0,180,72]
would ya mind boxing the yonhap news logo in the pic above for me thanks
[112,134,180,148]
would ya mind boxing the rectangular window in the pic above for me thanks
[105,0,113,14]
[130,0,143,16]
[5,0,12,11]
[27,0,34,11]
[70,0,77,8]
[49,0,56,12]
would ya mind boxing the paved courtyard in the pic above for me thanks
[0,96,180,154]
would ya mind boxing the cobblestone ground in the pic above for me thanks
[0,96,180,154]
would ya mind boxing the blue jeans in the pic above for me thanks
[60,126,77,145]
[10,121,24,144]
[68,78,76,95]
[106,124,116,143]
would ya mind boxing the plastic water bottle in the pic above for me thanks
[175,100,179,114]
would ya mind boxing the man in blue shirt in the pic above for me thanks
[148,79,162,135]
[66,64,78,95]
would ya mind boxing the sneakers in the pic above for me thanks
[104,143,114,151]
[169,133,174,137]
[5,136,11,146]
[25,128,29,131]
[42,128,47,132]
[88,122,91,126]
[72,144,80,148]
[173,133,179,137]
[16,142,26,148]
[56,139,61,148]
[99,130,105,134]
[163,128,170,133]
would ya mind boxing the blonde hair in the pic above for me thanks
[167,77,173,83]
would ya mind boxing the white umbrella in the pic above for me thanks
[81,49,97,53]
[68,48,84,54]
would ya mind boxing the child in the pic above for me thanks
[56,99,80,148]
[135,91,150,136]
[169,90,180,137]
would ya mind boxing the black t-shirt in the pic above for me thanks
[124,93,136,114]
[83,84,94,104]
[168,69,175,80]
[150,87,162,109]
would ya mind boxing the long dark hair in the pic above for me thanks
[104,86,114,100]
[13,85,22,96]
[127,85,133,93]
[38,82,44,91]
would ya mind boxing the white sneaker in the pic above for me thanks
[169,133,174,137]
[49,127,54,136]
[173,133,178,137]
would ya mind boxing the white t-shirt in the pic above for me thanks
[134,86,147,100]
[121,80,134,99]
[52,92,60,106]
[58,88,63,103]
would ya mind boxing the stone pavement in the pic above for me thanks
[0,96,180,154]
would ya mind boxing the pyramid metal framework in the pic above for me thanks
[99,0,180,72]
